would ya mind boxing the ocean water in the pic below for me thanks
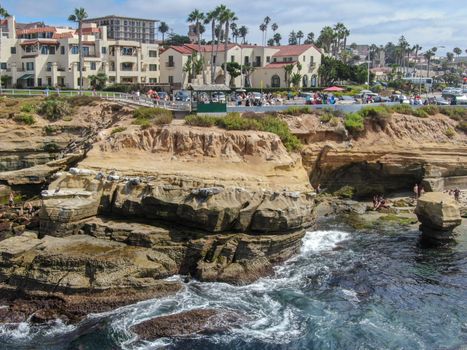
[1,221,466,350]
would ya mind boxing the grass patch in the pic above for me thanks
[216,112,262,130]
[359,106,392,128]
[37,98,72,121]
[13,113,35,125]
[282,106,311,116]
[412,108,429,118]
[20,103,36,113]
[438,107,467,121]
[344,113,364,135]
[185,114,221,127]
[458,121,467,133]
[43,142,61,153]
[419,105,439,116]
[111,126,127,135]
[388,104,414,115]
[132,107,173,128]
[66,95,102,107]
[445,127,456,139]
[319,113,333,123]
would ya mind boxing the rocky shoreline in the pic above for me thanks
[0,98,465,340]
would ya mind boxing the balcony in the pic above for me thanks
[166,62,175,68]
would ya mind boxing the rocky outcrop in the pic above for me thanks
[415,192,462,240]
[131,309,244,340]
[290,113,467,196]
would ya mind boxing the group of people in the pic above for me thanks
[445,188,462,202]
[304,93,337,105]
[373,195,390,210]
[6,192,35,218]
[413,184,425,200]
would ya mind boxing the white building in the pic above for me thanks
[0,16,160,89]
[160,43,322,89]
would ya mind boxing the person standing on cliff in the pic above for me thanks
[454,188,460,202]
[413,184,419,200]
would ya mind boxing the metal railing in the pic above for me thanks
[0,88,191,111]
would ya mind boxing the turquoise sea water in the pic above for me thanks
[1,220,466,350]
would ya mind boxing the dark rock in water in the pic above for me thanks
[415,192,462,241]
[131,309,243,340]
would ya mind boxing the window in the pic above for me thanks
[49,46,55,54]
[102,47,107,54]
[302,75,308,87]
[149,50,157,57]
[149,78,157,83]
[26,62,34,71]
[168,55,174,67]
[271,75,280,88]
[121,62,133,71]
[266,56,271,63]
[37,78,42,86]
[0,63,6,69]
[244,56,249,65]
[273,57,277,63]
[47,77,52,86]
[213,55,216,64]
[61,46,65,55]
[168,76,174,84]
[149,64,157,71]
[90,62,97,70]
[231,55,235,63]
[303,55,306,62]
[121,47,133,55]
[46,62,52,71]
[71,45,79,54]
[82,47,90,57]
[10,47,16,54]
[41,46,49,54]
[255,56,261,67]
[310,56,314,65]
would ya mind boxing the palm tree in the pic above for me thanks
[288,31,297,45]
[239,25,248,44]
[397,35,410,73]
[283,64,294,87]
[316,26,334,54]
[187,10,205,82]
[273,33,282,46]
[158,22,169,45]
[221,8,237,85]
[213,5,227,83]
[205,9,220,83]
[424,50,435,78]
[0,4,10,18]
[263,16,271,44]
[68,7,88,91]
[296,31,304,45]
[259,23,267,46]
[230,22,238,42]
[333,22,347,55]
[304,32,314,45]
[271,23,278,35]
[412,44,422,74]
[88,73,108,90]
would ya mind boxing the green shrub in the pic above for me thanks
[333,186,355,199]
[111,127,127,135]
[20,103,36,113]
[282,106,310,116]
[359,106,391,128]
[132,118,152,129]
[329,117,339,127]
[133,107,173,126]
[216,112,262,130]
[14,113,35,125]
[445,127,456,139]
[412,108,429,118]
[43,142,61,152]
[38,99,71,121]
[419,105,439,116]
[185,114,221,127]
[320,113,333,123]
[439,107,467,121]
[43,125,60,134]
[344,112,365,135]
[259,115,302,151]
[389,104,414,115]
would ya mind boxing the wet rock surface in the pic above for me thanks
[131,309,244,340]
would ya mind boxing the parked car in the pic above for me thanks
[175,90,191,102]
[453,95,467,105]
[211,92,226,103]
[373,96,390,103]
[337,96,356,105]
[157,91,168,100]
[435,97,450,105]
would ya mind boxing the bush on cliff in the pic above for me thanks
[439,107,467,121]
[216,113,262,130]
[458,121,467,133]
[185,114,221,127]
[13,113,35,125]
[133,107,173,128]
[388,104,414,116]
[344,112,364,135]
[359,106,392,128]
[282,106,311,116]
[259,115,302,151]
[38,98,72,121]
[419,105,439,116]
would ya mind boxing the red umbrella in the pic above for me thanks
[323,86,345,92]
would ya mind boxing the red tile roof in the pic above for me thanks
[17,26,57,35]
[272,44,320,57]
[183,43,239,52]
[167,46,195,55]
[52,32,74,39]
[20,39,59,46]
[264,61,297,69]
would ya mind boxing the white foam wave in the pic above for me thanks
[301,230,350,255]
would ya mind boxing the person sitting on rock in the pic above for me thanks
[8,193,14,208]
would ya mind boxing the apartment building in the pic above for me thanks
[83,15,157,44]
[160,43,322,89]
[0,16,160,89]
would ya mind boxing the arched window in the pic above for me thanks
[311,75,317,87]
[302,75,308,87]
[271,75,280,88]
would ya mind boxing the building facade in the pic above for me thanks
[160,43,322,89]
[0,16,160,89]
[83,15,157,44]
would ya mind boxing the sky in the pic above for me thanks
[3,0,467,56]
